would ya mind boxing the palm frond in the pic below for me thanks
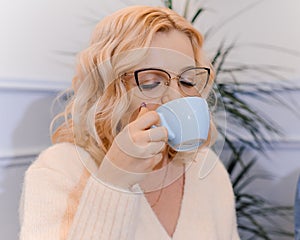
[191,7,204,24]
[163,0,172,9]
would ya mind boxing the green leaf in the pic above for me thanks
[191,8,204,24]
[163,0,173,9]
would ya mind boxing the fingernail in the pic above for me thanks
[139,102,147,111]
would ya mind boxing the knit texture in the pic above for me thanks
[19,143,240,240]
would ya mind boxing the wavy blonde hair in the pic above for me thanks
[51,5,215,164]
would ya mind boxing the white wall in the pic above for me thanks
[0,0,299,239]
[190,0,300,81]
[0,0,163,87]
[1,0,299,85]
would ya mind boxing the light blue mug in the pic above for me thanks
[155,96,210,152]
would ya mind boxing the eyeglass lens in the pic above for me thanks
[135,68,209,98]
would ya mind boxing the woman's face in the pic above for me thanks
[123,29,197,123]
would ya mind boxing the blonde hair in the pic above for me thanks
[51,5,215,164]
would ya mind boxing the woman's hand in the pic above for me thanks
[105,106,168,173]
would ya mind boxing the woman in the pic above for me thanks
[19,5,240,240]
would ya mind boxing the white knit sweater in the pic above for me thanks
[19,142,240,240]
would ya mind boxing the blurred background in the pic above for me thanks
[0,0,299,239]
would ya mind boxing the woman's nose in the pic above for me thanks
[161,78,183,104]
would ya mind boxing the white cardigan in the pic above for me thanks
[19,142,240,240]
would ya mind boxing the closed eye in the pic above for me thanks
[179,80,196,88]
[140,81,162,90]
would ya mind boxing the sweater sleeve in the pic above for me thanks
[19,143,141,240]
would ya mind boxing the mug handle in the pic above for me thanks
[154,112,176,140]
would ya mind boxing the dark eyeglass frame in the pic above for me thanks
[128,66,211,93]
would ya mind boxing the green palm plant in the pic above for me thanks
[163,0,295,239]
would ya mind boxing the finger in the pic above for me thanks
[146,141,166,155]
[134,111,160,130]
[140,153,163,172]
[151,153,163,169]
[146,127,168,142]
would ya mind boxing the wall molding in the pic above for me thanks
[220,135,300,149]
[0,146,48,162]
[0,156,34,168]
[0,77,70,92]
[1,137,300,163]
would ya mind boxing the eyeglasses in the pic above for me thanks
[122,67,210,99]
